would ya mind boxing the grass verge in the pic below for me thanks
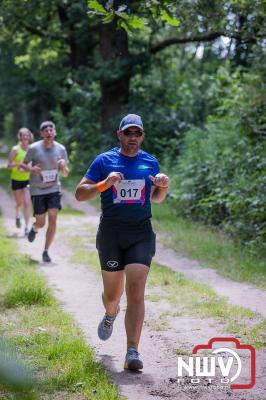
[0,218,123,400]
[152,199,266,289]
[60,207,85,216]
[0,166,11,193]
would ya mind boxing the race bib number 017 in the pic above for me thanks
[113,179,145,204]
[41,169,57,183]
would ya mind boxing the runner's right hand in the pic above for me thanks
[31,164,42,175]
[104,172,124,189]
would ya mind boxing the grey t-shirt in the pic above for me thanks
[24,140,69,195]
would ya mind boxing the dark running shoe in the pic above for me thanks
[124,347,143,371]
[42,250,51,263]
[28,226,37,242]
[98,306,120,341]
[16,216,21,228]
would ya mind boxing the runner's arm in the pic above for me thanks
[150,173,169,203]
[7,148,18,168]
[75,177,99,201]
[58,147,70,177]
[57,158,69,177]
[20,160,41,174]
[20,147,41,173]
[150,185,168,203]
[75,172,123,202]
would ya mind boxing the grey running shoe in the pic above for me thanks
[28,227,37,242]
[98,306,120,341]
[42,250,51,263]
[16,216,21,228]
[24,227,29,236]
[124,347,143,370]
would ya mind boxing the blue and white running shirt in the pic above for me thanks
[85,147,160,223]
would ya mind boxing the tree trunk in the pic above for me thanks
[99,20,130,146]
[57,0,95,118]
[233,14,250,67]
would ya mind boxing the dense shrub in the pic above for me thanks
[170,116,265,249]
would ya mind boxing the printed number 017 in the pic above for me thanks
[120,188,139,198]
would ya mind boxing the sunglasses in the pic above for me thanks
[123,129,143,137]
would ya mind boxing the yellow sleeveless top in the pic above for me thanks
[10,144,30,181]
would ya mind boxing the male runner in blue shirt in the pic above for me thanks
[75,114,169,371]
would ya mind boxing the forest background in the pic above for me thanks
[0,0,265,252]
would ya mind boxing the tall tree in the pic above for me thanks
[87,0,266,137]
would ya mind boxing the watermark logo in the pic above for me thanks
[177,337,256,390]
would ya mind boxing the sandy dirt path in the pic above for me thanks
[0,186,265,400]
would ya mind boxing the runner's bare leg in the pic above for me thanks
[101,270,125,317]
[14,189,23,218]
[22,187,31,228]
[125,263,149,350]
[45,208,58,250]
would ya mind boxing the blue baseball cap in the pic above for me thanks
[119,114,143,131]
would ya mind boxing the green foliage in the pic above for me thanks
[3,113,15,144]
[168,68,266,248]
[160,9,180,27]
[88,0,106,14]
[53,77,102,174]
[170,115,265,248]
[127,45,223,158]
[206,66,266,139]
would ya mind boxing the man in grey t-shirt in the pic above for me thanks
[22,121,69,262]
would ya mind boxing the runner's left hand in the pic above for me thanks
[149,173,169,188]
[57,159,68,177]
[57,159,66,168]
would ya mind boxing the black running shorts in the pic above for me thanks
[11,179,29,191]
[96,219,156,271]
[31,192,62,215]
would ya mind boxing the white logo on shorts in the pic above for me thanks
[107,260,119,268]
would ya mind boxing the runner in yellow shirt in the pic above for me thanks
[7,127,34,235]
